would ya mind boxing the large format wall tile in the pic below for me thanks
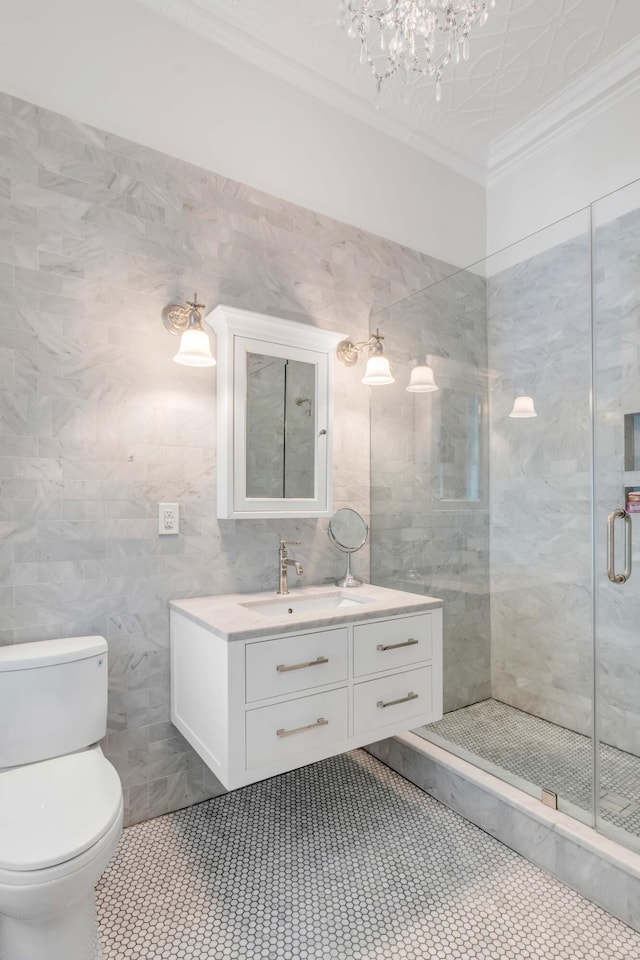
[0,93,451,824]
[593,207,640,757]
[487,232,594,738]
[370,269,491,711]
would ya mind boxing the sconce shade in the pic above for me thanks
[406,361,438,393]
[509,395,537,418]
[338,328,393,385]
[362,355,394,385]
[174,327,216,367]
[163,294,216,367]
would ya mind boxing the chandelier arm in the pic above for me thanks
[340,0,494,97]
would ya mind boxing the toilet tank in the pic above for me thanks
[0,636,108,769]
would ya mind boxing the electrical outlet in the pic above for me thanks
[158,502,179,535]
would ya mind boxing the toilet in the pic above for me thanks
[0,636,123,960]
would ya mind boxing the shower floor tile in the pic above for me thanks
[421,699,640,837]
[96,750,640,959]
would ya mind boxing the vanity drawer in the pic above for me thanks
[353,666,431,737]
[353,614,432,677]
[245,628,348,703]
[246,687,348,768]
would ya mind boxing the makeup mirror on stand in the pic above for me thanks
[328,508,369,587]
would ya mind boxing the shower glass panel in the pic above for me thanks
[370,209,595,824]
[593,180,640,851]
[369,266,491,715]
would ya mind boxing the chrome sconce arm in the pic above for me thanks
[336,330,385,367]
[337,329,394,385]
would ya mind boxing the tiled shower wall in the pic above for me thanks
[368,228,595,735]
[0,93,451,824]
[370,270,491,712]
[593,205,640,756]
[487,229,594,737]
[368,199,640,764]
[487,205,640,758]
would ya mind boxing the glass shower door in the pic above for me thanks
[371,209,596,824]
[593,180,640,850]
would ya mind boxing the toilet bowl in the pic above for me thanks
[0,637,124,960]
[0,745,123,960]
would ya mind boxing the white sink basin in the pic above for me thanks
[240,591,375,618]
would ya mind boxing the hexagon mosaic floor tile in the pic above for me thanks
[423,699,640,837]
[96,750,640,959]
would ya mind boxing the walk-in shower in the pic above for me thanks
[370,177,640,854]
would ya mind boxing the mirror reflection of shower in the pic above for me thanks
[295,397,312,417]
[245,354,316,499]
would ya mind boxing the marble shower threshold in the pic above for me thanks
[366,733,640,935]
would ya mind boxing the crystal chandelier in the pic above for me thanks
[338,0,495,102]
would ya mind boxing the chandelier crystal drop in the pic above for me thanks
[338,0,496,101]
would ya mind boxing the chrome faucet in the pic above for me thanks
[278,540,304,595]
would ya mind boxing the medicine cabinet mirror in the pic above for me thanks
[206,305,344,519]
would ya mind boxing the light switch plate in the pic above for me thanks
[159,502,179,535]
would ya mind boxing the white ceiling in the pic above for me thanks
[138,0,640,180]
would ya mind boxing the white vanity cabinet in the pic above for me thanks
[170,589,443,791]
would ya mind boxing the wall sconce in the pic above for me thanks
[406,357,439,393]
[336,329,394,385]
[509,396,537,418]
[162,294,216,367]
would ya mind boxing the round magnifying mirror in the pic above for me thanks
[328,508,369,587]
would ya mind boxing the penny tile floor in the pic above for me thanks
[96,750,640,959]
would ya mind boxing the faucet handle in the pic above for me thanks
[279,539,301,546]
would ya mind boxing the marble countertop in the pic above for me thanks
[170,583,443,641]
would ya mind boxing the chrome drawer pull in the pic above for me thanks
[376,638,418,652]
[377,691,419,709]
[276,656,329,673]
[276,717,328,738]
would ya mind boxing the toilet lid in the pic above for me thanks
[0,746,122,871]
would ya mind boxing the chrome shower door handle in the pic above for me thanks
[607,508,632,584]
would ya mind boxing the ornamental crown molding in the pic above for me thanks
[487,32,640,185]
[136,0,640,188]
[134,0,487,183]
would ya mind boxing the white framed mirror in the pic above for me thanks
[206,305,344,519]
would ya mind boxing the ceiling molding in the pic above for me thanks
[487,33,640,185]
[136,0,640,191]
[134,0,487,184]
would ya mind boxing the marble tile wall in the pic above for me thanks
[487,229,594,737]
[0,93,452,824]
[368,201,640,787]
[393,202,640,766]
[487,210,640,758]
[593,205,640,756]
[370,269,491,712]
